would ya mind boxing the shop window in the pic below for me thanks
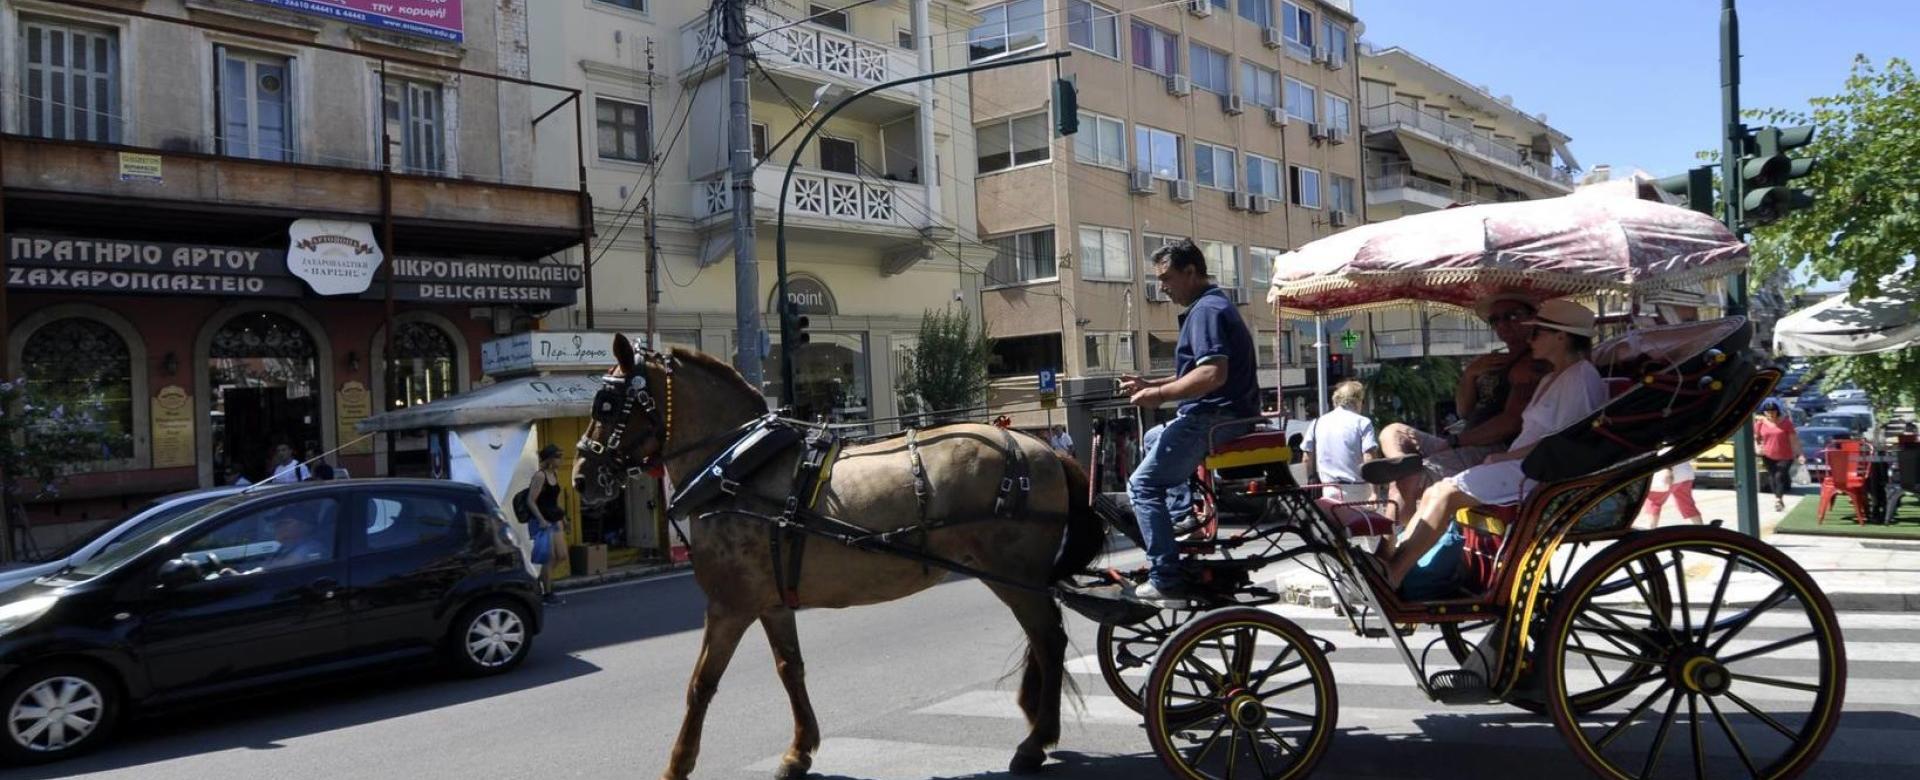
[989,334,1062,378]
[20,317,134,460]
[764,332,872,429]
[382,76,445,175]
[384,321,456,477]
[210,312,320,486]
[20,18,121,143]
[216,47,295,162]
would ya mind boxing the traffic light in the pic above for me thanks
[1053,78,1079,137]
[1655,165,1715,215]
[1738,125,1817,226]
[784,305,811,347]
[1326,353,1347,381]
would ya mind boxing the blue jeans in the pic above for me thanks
[1129,410,1251,587]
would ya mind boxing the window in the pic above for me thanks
[1284,78,1317,122]
[1084,332,1136,374]
[1133,125,1182,181]
[969,0,1045,62]
[1066,1,1119,59]
[809,4,850,31]
[1239,0,1273,27]
[20,19,120,143]
[1200,240,1239,290]
[1193,142,1236,191]
[182,498,340,574]
[1325,94,1352,136]
[751,122,769,161]
[1073,111,1126,168]
[976,113,1049,174]
[819,136,858,174]
[20,317,133,459]
[216,48,294,162]
[897,27,916,50]
[1289,165,1322,208]
[1240,62,1279,108]
[359,493,461,554]
[1189,43,1230,94]
[1329,174,1357,213]
[596,97,651,163]
[1250,247,1285,293]
[1282,2,1315,47]
[1129,21,1179,76]
[1142,232,1182,273]
[1321,19,1351,64]
[987,229,1056,284]
[594,0,645,10]
[382,77,445,175]
[1245,154,1282,198]
[1077,225,1132,281]
[1148,333,1177,371]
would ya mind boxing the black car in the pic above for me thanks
[0,480,541,764]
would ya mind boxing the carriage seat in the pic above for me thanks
[1315,498,1396,538]
[1456,504,1518,537]
[1205,430,1293,472]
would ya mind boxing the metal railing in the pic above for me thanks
[684,6,922,97]
[1365,173,1486,205]
[1362,103,1573,187]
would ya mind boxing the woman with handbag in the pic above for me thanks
[526,444,572,605]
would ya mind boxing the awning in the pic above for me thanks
[1447,149,1503,185]
[1551,135,1580,172]
[1397,135,1462,180]
[1775,284,1920,356]
[358,374,601,432]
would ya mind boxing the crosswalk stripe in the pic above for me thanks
[742,737,1025,779]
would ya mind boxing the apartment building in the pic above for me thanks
[530,0,993,431]
[1354,44,1580,361]
[968,0,1365,417]
[0,0,587,545]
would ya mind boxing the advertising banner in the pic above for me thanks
[240,0,463,43]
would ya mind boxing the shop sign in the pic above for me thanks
[238,0,464,43]
[288,220,383,296]
[336,382,374,455]
[768,273,837,316]
[118,152,162,183]
[150,386,194,469]
[482,331,616,376]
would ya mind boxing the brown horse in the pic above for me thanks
[572,334,1106,780]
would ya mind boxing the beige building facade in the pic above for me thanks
[968,0,1364,398]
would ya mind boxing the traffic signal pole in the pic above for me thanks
[1722,0,1763,537]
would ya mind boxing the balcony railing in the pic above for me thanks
[1370,327,1495,359]
[695,165,928,231]
[1366,173,1485,207]
[684,8,922,99]
[1362,103,1573,188]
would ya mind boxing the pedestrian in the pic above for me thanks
[526,444,571,605]
[303,440,336,481]
[1047,424,1074,455]
[1754,398,1801,511]
[266,443,310,484]
[1303,380,1381,505]
[1638,460,1702,527]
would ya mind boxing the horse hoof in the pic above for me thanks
[774,759,811,780]
[1009,747,1047,774]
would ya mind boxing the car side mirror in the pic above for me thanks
[156,558,203,588]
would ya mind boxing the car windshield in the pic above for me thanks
[1799,430,1841,450]
[65,493,258,579]
[28,498,168,563]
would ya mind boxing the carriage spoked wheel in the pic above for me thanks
[1095,608,1204,716]
[1144,607,1337,780]
[1543,528,1846,779]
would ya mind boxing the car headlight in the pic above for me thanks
[0,595,58,637]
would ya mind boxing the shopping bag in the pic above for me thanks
[530,523,552,565]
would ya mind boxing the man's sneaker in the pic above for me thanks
[1171,513,1206,537]
[1360,454,1425,485]
[1132,580,1200,607]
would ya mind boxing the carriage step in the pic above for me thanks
[1426,669,1494,704]
[1361,623,1417,638]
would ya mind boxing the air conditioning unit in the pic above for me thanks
[1308,122,1326,141]
[1249,194,1272,214]
[1262,27,1283,49]
[1266,106,1288,127]
[1129,168,1157,195]
[1145,280,1172,302]
[1329,209,1350,227]
[1221,93,1244,115]
[1327,127,1347,145]
[1228,191,1251,211]
[1170,180,1195,203]
[1166,74,1192,96]
[1186,0,1212,18]
[1312,45,1330,63]
[1327,52,1347,70]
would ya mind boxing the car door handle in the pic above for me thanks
[303,577,339,601]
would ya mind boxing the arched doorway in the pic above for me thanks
[209,312,321,485]
[384,320,457,477]
[17,316,137,462]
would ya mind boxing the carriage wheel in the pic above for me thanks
[1144,608,1337,780]
[1543,528,1846,779]
[1095,609,1204,716]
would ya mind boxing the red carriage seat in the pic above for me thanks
[1205,430,1293,472]
[1315,498,1396,538]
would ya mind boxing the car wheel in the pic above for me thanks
[0,661,121,764]
[447,598,533,676]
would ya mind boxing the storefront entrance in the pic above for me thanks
[209,312,321,484]
[766,333,873,428]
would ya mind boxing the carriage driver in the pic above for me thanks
[1120,239,1261,606]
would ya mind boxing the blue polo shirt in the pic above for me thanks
[1175,286,1260,417]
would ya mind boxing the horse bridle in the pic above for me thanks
[580,351,673,482]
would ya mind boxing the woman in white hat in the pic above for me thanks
[1383,299,1611,593]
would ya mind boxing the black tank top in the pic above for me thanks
[536,472,565,522]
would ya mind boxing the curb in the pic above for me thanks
[1822,590,1920,613]
[554,561,692,592]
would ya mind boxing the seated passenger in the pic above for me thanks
[1366,295,1550,530]
[1382,300,1609,592]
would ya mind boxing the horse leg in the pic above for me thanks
[760,607,821,780]
[986,584,1068,774]
[663,607,756,780]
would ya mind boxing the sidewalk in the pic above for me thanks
[552,560,691,592]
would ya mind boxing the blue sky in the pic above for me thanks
[1356,0,1920,179]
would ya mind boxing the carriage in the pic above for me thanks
[1061,193,1846,779]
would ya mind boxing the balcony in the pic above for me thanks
[683,8,923,120]
[1365,173,1485,212]
[1362,103,1574,191]
[693,165,932,242]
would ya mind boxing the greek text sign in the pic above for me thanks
[288,220,383,296]
[481,331,616,376]
[240,0,463,43]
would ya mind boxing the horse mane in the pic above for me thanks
[668,347,766,410]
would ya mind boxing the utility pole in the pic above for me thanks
[723,0,763,387]
[644,197,660,345]
[1721,0,1762,537]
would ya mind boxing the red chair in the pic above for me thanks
[1819,446,1871,525]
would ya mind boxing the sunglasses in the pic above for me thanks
[1486,310,1531,325]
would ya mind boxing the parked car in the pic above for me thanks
[1691,439,1771,490]
[0,487,251,595]
[0,480,540,764]
[1797,387,1830,414]
[1828,386,1869,404]
[1797,426,1853,484]
[1814,406,1876,436]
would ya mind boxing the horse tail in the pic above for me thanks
[1050,456,1107,582]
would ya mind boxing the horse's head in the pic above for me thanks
[573,332,668,509]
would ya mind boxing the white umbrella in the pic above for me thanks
[1774,284,1920,356]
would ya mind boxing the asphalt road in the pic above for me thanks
[27,553,1920,780]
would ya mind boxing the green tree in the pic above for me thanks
[1363,357,1462,431]
[1,377,129,561]
[1747,56,1920,405]
[898,307,993,424]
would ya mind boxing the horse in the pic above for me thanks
[572,334,1107,780]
